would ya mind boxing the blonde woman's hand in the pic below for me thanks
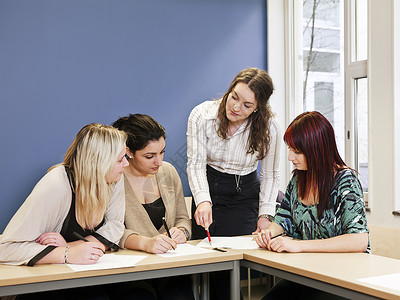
[194,202,212,230]
[68,242,106,264]
[36,232,67,247]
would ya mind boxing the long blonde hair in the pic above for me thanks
[54,123,127,230]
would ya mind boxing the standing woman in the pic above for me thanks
[255,111,369,300]
[112,114,193,300]
[187,67,281,238]
[0,123,128,298]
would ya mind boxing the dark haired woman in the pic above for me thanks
[111,114,194,300]
[187,67,281,238]
[255,111,369,300]
[187,67,281,299]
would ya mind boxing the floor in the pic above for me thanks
[242,284,269,300]
[241,274,272,300]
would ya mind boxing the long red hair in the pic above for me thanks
[284,111,347,216]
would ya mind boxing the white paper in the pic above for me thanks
[196,236,259,250]
[66,254,147,272]
[358,272,400,292]
[157,243,213,257]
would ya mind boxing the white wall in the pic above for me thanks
[267,0,289,193]
[366,0,398,227]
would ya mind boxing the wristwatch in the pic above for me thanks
[258,214,274,222]
[179,227,190,241]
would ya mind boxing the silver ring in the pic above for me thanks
[91,254,94,260]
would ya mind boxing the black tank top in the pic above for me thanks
[142,197,165,230]
[60,166,104,242]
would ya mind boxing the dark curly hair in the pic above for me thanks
[217,68,274,160]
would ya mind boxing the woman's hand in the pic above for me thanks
[255,229,296,253]
[144,234,177,254]
[254,229,274,249]
[169,227,187,244]
[36,232,68,247]
[68,242,106,264]
[253,217,272,234]
[194,201,212,230]
[266,237,299,253]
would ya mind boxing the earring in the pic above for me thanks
[125,154,132,160]
[253,110,258,113]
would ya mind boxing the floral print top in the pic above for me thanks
[274,169,370,252]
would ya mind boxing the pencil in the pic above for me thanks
[73,231,106,253]
[271,232,285,239]
[213,247,227,252]
[73,231,89,242]
[162,217,176,250]
[206,229,212,246]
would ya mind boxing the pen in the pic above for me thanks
[162,217,176,250]
[271,232,285,239]
[213,247,227,252]
[73,231,106,254]
[206,229,212,246]
[73,231,89,242]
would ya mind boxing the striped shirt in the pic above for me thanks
[187,100,281,216]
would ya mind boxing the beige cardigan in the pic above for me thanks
[120,162,191,248]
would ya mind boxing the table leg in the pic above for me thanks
[230,260,240,300]
[200,272,209,300]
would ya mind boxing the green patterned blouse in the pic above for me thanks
[274,169,369,251]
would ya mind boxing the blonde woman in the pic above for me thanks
[0,123,128,267]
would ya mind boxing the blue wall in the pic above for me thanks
[0,0,267,232]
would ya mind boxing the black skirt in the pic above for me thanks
[192,165,260,239]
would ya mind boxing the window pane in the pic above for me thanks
[303,28,340,51]
[356,78,368,192]
[303,0,340,27]
[302,0,345,157]
[303,51,340,73]
[355,0,368,61]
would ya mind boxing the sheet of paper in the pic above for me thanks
[196,236,259,250]
[66,254,147,272]
[157,243,213,257]
[357,272,400,292]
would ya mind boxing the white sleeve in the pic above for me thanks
[95,176,125,245]
[258,118,282,216]
[186,104,212,206]
[0,168,71,265]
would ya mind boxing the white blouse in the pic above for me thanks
[187,100,281,216]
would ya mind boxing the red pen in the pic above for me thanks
[206,229,212,246]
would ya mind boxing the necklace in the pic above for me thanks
[235,174,241,193]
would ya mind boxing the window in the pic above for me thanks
[291,0,368,203]
[355,77,368,192]
[276,0,398,222]
[300,0,345,157]
[344,0,368,202]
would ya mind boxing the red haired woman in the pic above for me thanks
[255,111,369,299]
